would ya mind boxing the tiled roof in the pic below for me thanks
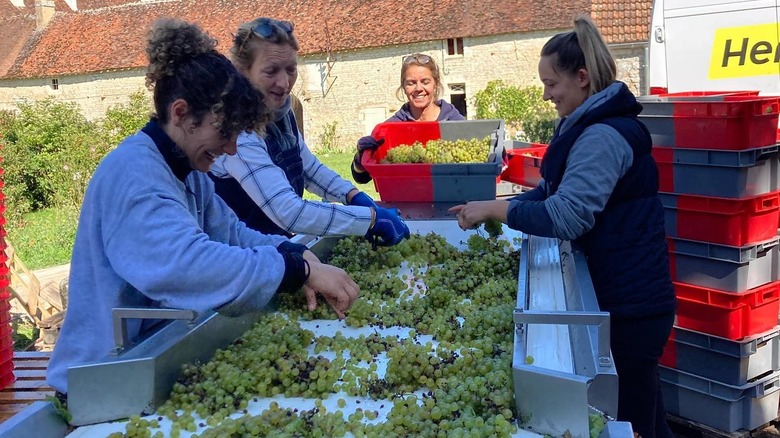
[592,0,652,44]
[0,0,35,77]
[3,0,652,79]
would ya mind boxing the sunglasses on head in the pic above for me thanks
[251,17,294,39]
[403,54,432,65]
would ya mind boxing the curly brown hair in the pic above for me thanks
[145,18,270,136]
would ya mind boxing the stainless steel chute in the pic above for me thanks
[513,235,621,437]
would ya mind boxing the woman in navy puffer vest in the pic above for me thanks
[450,15,676,438]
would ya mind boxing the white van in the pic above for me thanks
[649,0,780,95]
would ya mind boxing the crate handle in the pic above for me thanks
[761,290,776,303]
[756,238,780,252]
[758,99,780,116]
[754,285,780,305]
[756,194,780,212]
[757,377,780,397]
[755,146,780,162]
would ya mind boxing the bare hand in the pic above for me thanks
[303,261,359,319]
[448,200,509,231]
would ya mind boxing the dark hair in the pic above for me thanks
[396,53,443,101]
[540,14,616,96]
[231,17,299,71]
[145,18,270,136]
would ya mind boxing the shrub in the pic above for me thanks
[472,81,556,143]
[0,91,152,221]
[316,121,345,154]
[100,90,152,147]
[0,99,101,217]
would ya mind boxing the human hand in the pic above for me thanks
[348,191,378,209]
[449,201,504,231]
[366,206,410,246]
[303,261,359,319]
[302,249,321,264]
[353,136,385,171]
[357,135,384,155]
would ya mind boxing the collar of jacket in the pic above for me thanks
[141,118,193,182]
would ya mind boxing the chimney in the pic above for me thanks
[35,0,55,30]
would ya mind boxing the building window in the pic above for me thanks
[449,83,467,118]
[50,78,59,90]
[447,38,464,56]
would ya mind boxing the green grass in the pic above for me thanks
[12,319,39,351]
[6,152,375,270]
[6,207,79,270]
[304,151,379,200]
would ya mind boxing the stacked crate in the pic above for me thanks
[0,163,13,390]
[639,92,780,432]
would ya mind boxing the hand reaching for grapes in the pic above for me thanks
[302,253,360,319]
[449,200,509,231]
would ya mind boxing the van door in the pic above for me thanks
[650,0,780,94]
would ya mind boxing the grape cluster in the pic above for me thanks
[384,137,492,164]
[109,232,603,438]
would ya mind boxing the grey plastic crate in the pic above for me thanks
[668,237,779,292]
[662,325,780,385]
[660,367,780,432]
[655,146,779,198]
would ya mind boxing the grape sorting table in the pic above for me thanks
[0,219,634,438]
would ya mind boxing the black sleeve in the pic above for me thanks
[276,251,307,293]
[351,154,374,184]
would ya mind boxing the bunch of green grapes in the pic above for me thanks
[483,219,504,237]
[384,141,428,163]
[383,136,492,164]
[133,231,530,438]
[425,137,491,163]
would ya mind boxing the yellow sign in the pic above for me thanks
[709,23,779,79]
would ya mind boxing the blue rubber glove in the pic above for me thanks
[367,206,411,247]
[349,192,378,209]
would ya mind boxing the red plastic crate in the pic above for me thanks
[0,371,15,391]
[674,280,780,340]
[647,91,760,101]
[640,96,780,150]
[0,321,11,340]
[0,331,13,350]
[500,145,547,188]
[361,120,504,202]
[0,354,15,390]
[661,191,780,246]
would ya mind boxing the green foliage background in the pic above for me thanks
[472,81,557,143]
[0,91,152,222]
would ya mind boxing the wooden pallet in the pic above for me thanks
[668,414,780,438]
[0,351,54,424]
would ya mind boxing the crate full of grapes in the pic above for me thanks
[361,120,505,203]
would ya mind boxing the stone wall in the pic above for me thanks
[0,33,647,150]
[0,69,146,120]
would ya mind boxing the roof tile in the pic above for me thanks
[3,0,652,79]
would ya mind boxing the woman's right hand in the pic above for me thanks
[353,136,384,171]
[302,261,360,319]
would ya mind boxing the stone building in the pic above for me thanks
[0,0,653,148]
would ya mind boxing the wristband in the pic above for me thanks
[303,259,311,283]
